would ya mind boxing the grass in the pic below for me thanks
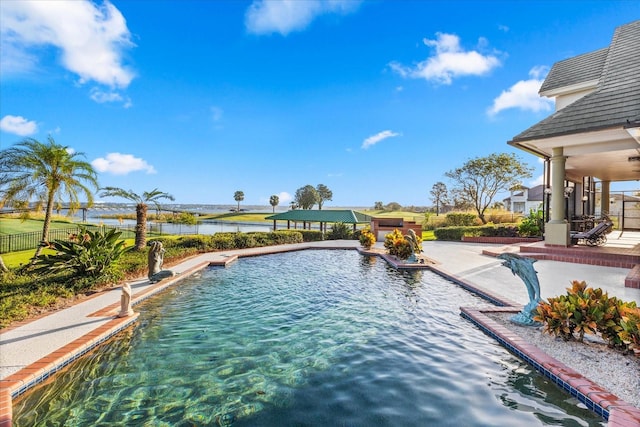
[0,217,77,235]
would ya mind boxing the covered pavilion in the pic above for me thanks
[265,209,371,233]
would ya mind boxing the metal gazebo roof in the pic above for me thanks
[265,209,371,224]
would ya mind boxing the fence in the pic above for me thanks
[0,225,137,254]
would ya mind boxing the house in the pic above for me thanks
[503,185,544,214]
[508,20,640,246]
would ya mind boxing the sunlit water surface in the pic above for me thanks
[13,250,603,426]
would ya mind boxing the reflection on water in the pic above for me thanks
[13,251,604,426]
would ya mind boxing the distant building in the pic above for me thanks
[503,185,544,214]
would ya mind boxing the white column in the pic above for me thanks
[549,148,566,223]
[545,147,570,246]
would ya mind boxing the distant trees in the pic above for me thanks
[374,201,384,210]
[234,190,244,212]
[430,182,449,216]
[99,187,175,250]
[445,153,533,224]
[316,184,332,210]
[0,136,99,262]
[269,194,279,212]
[294,185,319,209]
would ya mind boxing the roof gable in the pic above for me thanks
[511,20,640,143]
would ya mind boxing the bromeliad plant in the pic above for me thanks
[33,226,131,279]
[534,280,639,355]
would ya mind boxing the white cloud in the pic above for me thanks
[0,115,38,136]
[389,32,501,85]
[362,130,401,149]
[487,66,553,116]
[0,0,135,88]
[277,191,292,203]
[245,0,362,36]
[92,153,156,175]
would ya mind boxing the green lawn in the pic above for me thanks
[0,217,76,235]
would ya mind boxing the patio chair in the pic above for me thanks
[570,220,613,246]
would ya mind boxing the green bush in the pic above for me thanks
[300,230,323,242]
[535,280,639,355]
[518,209,543,237]
[445,213,478,226]
[326,222,353,240]
[32,227,131,279]
[433,224,519,241]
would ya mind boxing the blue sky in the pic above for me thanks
[1,1,638,208]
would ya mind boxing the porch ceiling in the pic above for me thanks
[512,127,640,182]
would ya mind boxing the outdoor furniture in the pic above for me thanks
[570,220,613,246]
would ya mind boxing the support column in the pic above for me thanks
[546,147,570,246]
[601,181,610,216]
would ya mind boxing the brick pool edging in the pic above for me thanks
[460,306,640,426]
[358,247,640,425]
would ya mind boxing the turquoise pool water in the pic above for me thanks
[13,250,603,426]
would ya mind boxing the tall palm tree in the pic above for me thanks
[99,187,174,250]
[269,194,279,213]
[0,136,99,262]
[234,190,244,212]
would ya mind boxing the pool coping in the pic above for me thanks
[2,244,639,426]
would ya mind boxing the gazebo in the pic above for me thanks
[265,210,371,233]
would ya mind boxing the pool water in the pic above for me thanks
[13,250,604,426]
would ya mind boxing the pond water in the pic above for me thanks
[12,250,603,426]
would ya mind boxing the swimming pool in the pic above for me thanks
[12,250,603,426]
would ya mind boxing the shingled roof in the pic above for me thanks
[265,209,372,224]
[510,20,640,143]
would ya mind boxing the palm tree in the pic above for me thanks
[0,136,99,262]
[269,194,279,213]
[99,187,174,250]
[234,190,244,212]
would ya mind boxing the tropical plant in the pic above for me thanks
[359,226,376,249]
[619,304,640,356]
[535,281,639,354]
[326,222,352,240]
[383,229,413,260]
[316,184,333,210]
[518,209,543,237]
[33,227,130,279]
[269,194,279,212]
[234,190,244,212]
[0,136,99,262]
[445,153,533,224]
[99,187,174,250]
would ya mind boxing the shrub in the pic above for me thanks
[433,224,519,241]
[383,229,413,260]
[326,222,353,240]
[32,227,131,279]
[445,213,478,227]
[535,281,640,355]
[518,209,543,237]
[359,226,376,249]
[300,230,323,242]
[619,304,640,356]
